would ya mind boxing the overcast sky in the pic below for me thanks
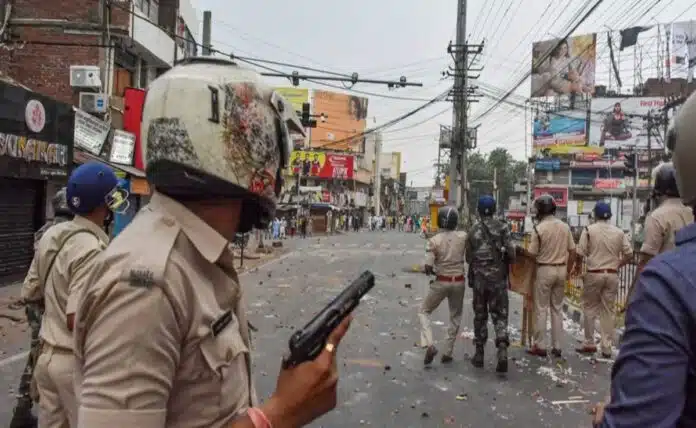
[191,0,696,186]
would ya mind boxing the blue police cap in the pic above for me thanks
[67,162,120,215]
[478,195,496,216]
[594,201,612,219]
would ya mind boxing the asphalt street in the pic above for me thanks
[0,230,612,427]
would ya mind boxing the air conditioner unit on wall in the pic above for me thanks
[70,65,102,88]
[79,92,109,113]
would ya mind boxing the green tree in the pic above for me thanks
[466,148,526,217]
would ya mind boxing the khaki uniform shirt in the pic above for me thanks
[641,198,694,256]
[577,220,632,271]
[73,191,257,428]
[528,216,575,265]
[38,216,109,351]
[21,216,72,302]
[425,230,467,276]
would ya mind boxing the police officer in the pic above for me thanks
[33,162,121,428]
[527,194,576,358]
[9,189,74,428]
[465,196,516,372]
[629,162,693,297]
[574,202,632,358]
[71,58,352,428]
[592,89,696,428]
[419,205,467,365]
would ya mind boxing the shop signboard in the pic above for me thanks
[533,187,568,207]
[288,150,355,179]
[0,81,74,179]
[594,178,623,189]
[535,159,561,171]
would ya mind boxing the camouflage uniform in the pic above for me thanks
[10,189,72,428]
[465,216,516,368]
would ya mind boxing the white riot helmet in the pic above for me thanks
[142,57,305,232]
[668,93,696,208]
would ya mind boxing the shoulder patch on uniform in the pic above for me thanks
[114,210,182,290]
[211,310,233,336]
[128,268,156,288]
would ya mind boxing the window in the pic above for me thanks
[139,61,148,89]
[138,0,149,17]
[185,27,197,58]
[148,0,159,22]
[571,169,596,186]
[598,168,624,179]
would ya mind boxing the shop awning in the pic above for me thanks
[74,149,146,178]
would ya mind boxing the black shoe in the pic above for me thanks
[441,354,453,364]
[424,346,438,365]
[471,346,484,368]
[496,346,508,373]
[9,405,37,428]
[551,348,562,358]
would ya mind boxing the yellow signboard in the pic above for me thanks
[274,87,309,114]
[534,145,604,156]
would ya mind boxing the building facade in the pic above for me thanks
[0,0,199,285]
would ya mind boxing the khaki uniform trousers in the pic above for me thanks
[35,344,77,428]
[533,265,566,350]
[418,279,465,357]
[582,272,619,354]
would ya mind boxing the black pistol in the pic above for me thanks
[282,270,375,369]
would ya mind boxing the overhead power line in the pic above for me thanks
[471,0,606,123]
[91,0,425,90]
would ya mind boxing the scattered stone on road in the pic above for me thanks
[0,231,610,427]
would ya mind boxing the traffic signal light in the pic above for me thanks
[301,102,311,126]
[624,153,636,176]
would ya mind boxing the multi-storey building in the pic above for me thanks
[0,0,199,284]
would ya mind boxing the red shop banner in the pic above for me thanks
[533,187,568,207]
[288,150,355,179]
[594,178,623,189]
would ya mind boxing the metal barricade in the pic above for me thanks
[564,253,639,312]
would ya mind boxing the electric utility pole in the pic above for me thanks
[446,0,484,227]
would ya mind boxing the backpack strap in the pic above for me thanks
[40,229,100,292]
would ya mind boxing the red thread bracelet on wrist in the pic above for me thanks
[247,407,272,428]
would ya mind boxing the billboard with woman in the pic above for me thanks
[588,97,665,149]
[530,34,597,98]
[310,90,368,152]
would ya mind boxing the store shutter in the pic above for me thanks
[0,178,38,284]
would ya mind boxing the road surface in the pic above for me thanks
[0,230,612,427]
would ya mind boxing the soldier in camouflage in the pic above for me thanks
[9,188,73,428]
[465,195,516,373]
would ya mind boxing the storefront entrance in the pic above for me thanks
[0,178,44,283]
[0,80,74,285]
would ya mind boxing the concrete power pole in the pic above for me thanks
[374,132,383,216]
[202,11,212,56]
[447,0,484,227]
[448,0,466,211]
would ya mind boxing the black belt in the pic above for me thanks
[537,263,565,266]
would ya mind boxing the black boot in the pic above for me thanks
[9,400,37,428]
[424,346,438,365]
[496,345,508,373]
[471,345,484,368]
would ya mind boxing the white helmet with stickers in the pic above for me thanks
[141,57,305,232]
[668,93,696,208]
